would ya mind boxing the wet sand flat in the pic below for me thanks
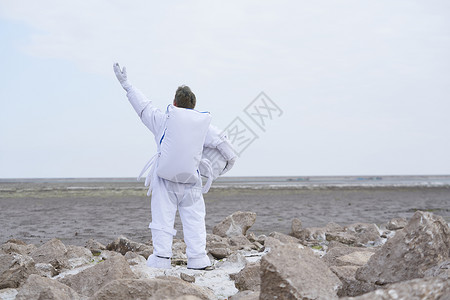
[1,181,449,246]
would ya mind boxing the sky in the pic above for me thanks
[0,0,449,178]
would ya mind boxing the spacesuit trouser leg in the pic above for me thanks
[179,187,211,269]
[146,176,178,269]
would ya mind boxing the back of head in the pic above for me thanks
[174,85,196,109]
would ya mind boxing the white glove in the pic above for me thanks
[220,157,236,175]
[113,63,132,91]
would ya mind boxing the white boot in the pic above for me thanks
[146,254,171,269]
[187,255,211,270]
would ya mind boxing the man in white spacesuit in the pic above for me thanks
[113,63,236,270]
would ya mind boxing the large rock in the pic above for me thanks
[106,236,153,259]
[15,274,80,300]
[342,276,449,300]
[85,239,106,255]
[31,238,69,271]
[229,290,260,300]
[268,231,302,245]
[213,211,256,238]
[330,266,377,297]
[386,217,407,230]
[294,222,344,244]
[260,243,342,300]
[326,223,381,247]
[323,246,376,267]
[66,245,93,268]
[356,211,450,285]
[90,277,215,300]
[233,262,260,292]
[0,253,37,289]
[60,254,137,297]
[1,240,37,256]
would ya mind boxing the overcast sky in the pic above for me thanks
[0,0,449,178]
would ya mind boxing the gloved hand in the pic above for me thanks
[113,63,132,91]
[220,157,236,175]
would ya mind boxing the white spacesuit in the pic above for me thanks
[113,63,236,269]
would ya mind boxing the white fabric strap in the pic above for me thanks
[137,153,159,196]
[200,158,214,194]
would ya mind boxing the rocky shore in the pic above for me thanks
[0,210,448,299]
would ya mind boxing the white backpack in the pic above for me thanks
[156,105,211,184]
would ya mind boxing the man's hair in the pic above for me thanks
[174,85,196,109]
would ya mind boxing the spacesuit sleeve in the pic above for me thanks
[126,87,165,135]
[205,124,237,160]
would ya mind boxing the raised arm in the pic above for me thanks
[113,63,165,135]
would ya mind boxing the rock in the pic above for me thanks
[228,235,254,249]
[424,260,450,280]
[341,276,449,300]
[246,232,257,242]
[213,211,256,238]
[60,254,137,297]
[269,231,302,245]
[0,253,37,289]
[207,233,232,259]
[263,236,283,249]
[256,235,267,245]
[323,246,376,267]
[295,222,344,244]
[290,218,302,236]
[30,238,69,271]
[1,241,37,256]
[106,236,153,259]
[330,266,377,297]
[15,274,80,300]
[326,223,381,247]
[260,243,342,300]
[356,211,450,285]
[336,251,375,267]
[229,290,260,300]
[216,252,247,270]
[233,262,260,292]
[0,288,18,299]
[209,247,231,259]
[124,252,146,266]
[66,245,93,268]
[35,263,58,277]
[386,217,408,230]
[180,272,195,283]
[85,239,106,255]
[90,277,215,300]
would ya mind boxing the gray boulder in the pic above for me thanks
[260,243,341,300]
[290,218,302,236]
[330,265,377,297]
[232,261,260,292]
[106,236,153,259]
[386,217,408,230]
[1,240,37,256]
[323,246,376,268]
[16,274,80,300]
[342,276,449,300]
[31,238,69,271]
[60,254,137,297]
[294,222,344,244]
[424,260,450,280]
[269,231,302,245]
[0,253,37,289]
[213,211,256,238]
[85,239,106,255]
[326,223,381,247]
[206,234,232,259]
[229,290,260,300]
[356,211,450,285]
[90,277,215,300]
[66,245,93,268]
